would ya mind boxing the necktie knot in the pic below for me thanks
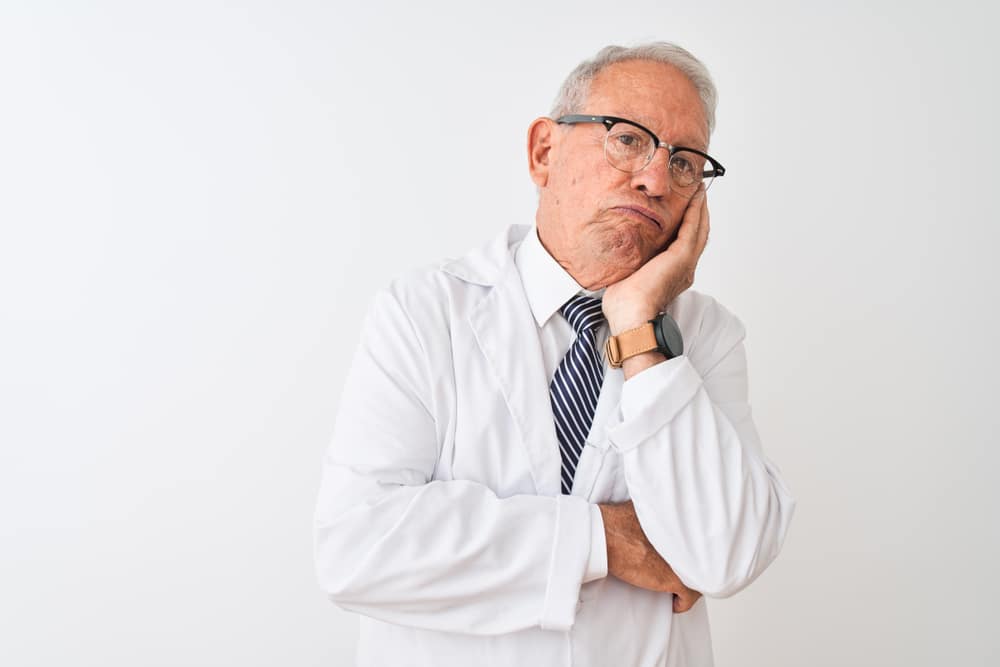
[560,294,605,335]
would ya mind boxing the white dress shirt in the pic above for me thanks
[513,224,610,583]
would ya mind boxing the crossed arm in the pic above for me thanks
[603,348,703,612]
[601,498,704,613]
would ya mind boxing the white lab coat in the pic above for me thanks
[313,223,796,666]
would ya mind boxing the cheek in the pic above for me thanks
[565,167,591,192]
[554,170,596,212]
[556,149,603,193]
[664,198,692,231]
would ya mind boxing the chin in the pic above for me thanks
[577,220,660,282]
[605,227,658,264]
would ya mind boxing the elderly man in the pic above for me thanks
[313,42,796,667]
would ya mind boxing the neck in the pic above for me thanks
[536,219,619,291]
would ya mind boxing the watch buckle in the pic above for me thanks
[605,336,624,368]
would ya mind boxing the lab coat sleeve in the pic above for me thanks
[313,285,596,635]
[605,300,797,598]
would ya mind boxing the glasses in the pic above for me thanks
[556,114,725,198]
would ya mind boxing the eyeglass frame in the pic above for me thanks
[554,114,726,187]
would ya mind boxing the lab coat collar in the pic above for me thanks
[440,224,531,286]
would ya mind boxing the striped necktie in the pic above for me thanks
[550,294,606,495]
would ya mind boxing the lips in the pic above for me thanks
[613,205,663,229]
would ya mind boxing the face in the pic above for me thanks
[529,60,710,289]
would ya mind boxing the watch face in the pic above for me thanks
[657,313,684,358]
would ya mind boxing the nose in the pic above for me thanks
[628,146,672,198]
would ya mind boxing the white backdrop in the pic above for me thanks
[2,1,998,665]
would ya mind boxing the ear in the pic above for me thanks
[527,117,558,188]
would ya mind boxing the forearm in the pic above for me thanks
[598,500,698,602]
[314,468,597,634]
[609,352,797,598]
[621,349,667,381]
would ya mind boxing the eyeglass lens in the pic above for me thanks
[605,125,714,196]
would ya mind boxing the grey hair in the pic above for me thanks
[550,42,718,137]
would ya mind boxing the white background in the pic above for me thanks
[2,1,998,665]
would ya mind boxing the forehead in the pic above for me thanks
[584,60,708,148]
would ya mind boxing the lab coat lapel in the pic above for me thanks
[467,254,561,497]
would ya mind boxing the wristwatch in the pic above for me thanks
[604,312,684,368]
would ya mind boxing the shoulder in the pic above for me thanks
[369,223,530,323]
[667,289,748,366]
[372,258,487,326]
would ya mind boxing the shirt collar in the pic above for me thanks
[514,225,605,328]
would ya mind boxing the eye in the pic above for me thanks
[670,155,694,175]
[607,128,649,157]
[616,132,640,147]
[674,151,708,174]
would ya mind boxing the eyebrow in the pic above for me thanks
[631,114,708,151]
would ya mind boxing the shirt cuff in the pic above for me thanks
[606,355,703,453]
[582,503,608,583]
[539,494,593,631]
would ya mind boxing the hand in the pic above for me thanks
[601,186,710,334]
[599,500,703,613]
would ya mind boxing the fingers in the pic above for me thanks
[672,590,703,614]
[696,187,710,256]
[671,185,709,287]
[674,185,706,248]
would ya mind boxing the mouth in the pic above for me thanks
[612,205,663,230]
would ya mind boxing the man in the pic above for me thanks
[313,42,796,667]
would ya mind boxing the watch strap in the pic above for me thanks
[605,322,659,368]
